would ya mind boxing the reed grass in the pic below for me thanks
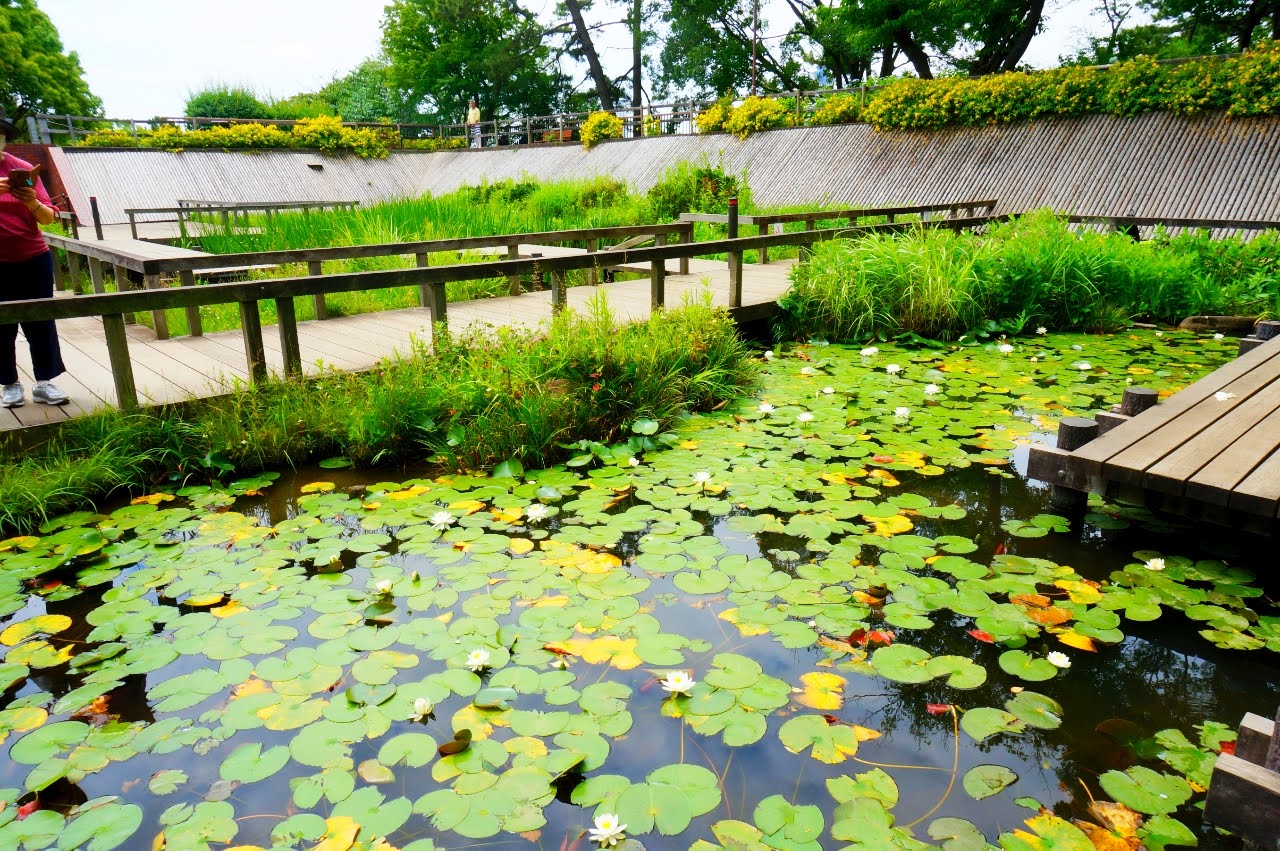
[780,211,1280,341]
[0,298,756,533]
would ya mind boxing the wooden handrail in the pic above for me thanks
[1066,215,1280,231]
[679,199,999,226]
[20,216,1000,412]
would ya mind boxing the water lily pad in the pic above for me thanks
[963,764,1017,800]
[1097,766,1192,815]
[614,781,692,835]
[997,650,1059,682]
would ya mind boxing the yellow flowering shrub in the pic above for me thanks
[579,111,623,149]
[808,94,863,126]
[722,96,792,139]
[696,100,731,134]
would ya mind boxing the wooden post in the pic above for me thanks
[1204,710,1280,845]
[654,233,667,275]
[679,225,692,275]
[586,239,598,286]
[113,265,136,325]
[179,270,202,336]
[275,296,302,379]
[758,220,770,264]
[1119,387,1158,416]
[1050,417,1099,514]
[144,274,169,340]
[51,251,65,291]
[88,258,105,295]
[128,212,138,241]
[307,260,328,320]
[728,251,743,308]
[427,282,447,352]
[551,270,567,313]
[177,210,189,241]
[67,251,82,294]
[415,252,430,307]
[102,314,138,411]
[238,300,268,385]
[650,251,666,311]
[507,244,521,296]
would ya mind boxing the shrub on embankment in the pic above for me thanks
[779,212,1280,342]
[0,300,755,533]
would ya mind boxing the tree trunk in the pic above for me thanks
[996,0,1045,72]
[566,0,614,110]
[1237,0,1265,49]
[894,30,933,79]
[632,0,643,123]
[879,44,897,78]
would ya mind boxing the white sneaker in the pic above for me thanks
[32,382,69,405]
[1,383,23,407]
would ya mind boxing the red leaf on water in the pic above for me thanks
[867,630,895,646]
[872,455,895,464]
[993,543,1006,555]
[848,628,868,646]
[1219,741,1236,755]
[822,714,843,725]
[926,703,954,715]
[17,800,39,820]
[967,628,996,644]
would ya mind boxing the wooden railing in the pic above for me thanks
[681,200,999,262]
[21,216,998,413]
[124,200,361,240]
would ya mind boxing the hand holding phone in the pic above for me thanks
[6,164,40,190]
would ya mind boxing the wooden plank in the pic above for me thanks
[144,274,170,340]
[101,314,137,410]
[238,301,268,385]
[1202,752,1280,844]
[179,270,203,336]
[1230,446,1280,517]
[1067,338,1280,491]
[275,297,303,379]
[1104,351,1280,487]
[307,261,328,320]
[1144,382,1280,498]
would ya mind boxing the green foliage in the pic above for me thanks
[317,59,408,123]
[185,84,273,120]
[382,0,565,124]
[646,159,742,221]
[268,93,335,120]
[0,300,754,532]
[0,0,101,126]
[863,43,1280,132]
[76,117,396,158]
[722,96,792,139]
[580,110,623,149]
[808,93,863,126]
[780,211,1280,341]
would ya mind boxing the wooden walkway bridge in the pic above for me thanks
[1029,330,1280,523]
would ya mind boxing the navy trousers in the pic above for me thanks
[0,251,66,385]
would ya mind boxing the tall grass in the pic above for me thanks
[780,212,1280,341]
[0,298,756,533]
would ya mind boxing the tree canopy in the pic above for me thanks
[0,0,100,127]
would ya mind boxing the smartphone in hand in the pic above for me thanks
[6,164,41,189]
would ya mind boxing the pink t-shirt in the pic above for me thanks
[0,152,58,262]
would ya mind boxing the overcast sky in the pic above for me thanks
[40,0,1113,119]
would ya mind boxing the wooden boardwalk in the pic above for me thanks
[1036,336,1280,519]
[1,259,795,433]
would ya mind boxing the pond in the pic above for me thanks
[1,330,1277,851]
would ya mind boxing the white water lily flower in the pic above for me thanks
[1155,331,1163,336]
[1213,333,1225,340]
[1214,391,1236,401]
[1074,362,1092,370]
[758,402,775,413]
[886,363,902,374]
[692,471,713,485]
[410,697,433,721]
[374,579,394,595]
[660,670,696,695]
[1145,557,1166,571]
[525,503,549,523]
[430,511,455,530]
[466,649,491,672]
[1030,357,1039,363]
[627,457,640,467]
[894,407,911,420]
[924,384,941,396]
[998,343,1014,354]
[1071,344,1084,351]
[1036,326,1047,335]
[860,347,879,357]
[796,411,815,423]
[1047,651,1071,669]
[588,813,628,847]
[822,387,834,395]
[800,366,815,376]
[763,350,774,360]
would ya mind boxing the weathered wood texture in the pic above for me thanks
[53,113,1280,226]
[1028,337,1280,518]
[1204,712,1280,845]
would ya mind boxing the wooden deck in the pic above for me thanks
[1,259,795,433]
[1036,336,1280,519]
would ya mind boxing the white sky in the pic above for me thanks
[40,0,1111,119]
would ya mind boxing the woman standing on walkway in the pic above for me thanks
[0,111,69,408]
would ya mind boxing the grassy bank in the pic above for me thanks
[0,298,756,533]
[780,212,1280,341]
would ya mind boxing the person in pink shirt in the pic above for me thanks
[0,110,69,407]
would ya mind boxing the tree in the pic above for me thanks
[383,0,566,124]
[185,85,272,119]
[655,0,811,97]
[565,0,615,110]
[319,59,412,123]
[0,0,100,129]
[1144,0,1279,51]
